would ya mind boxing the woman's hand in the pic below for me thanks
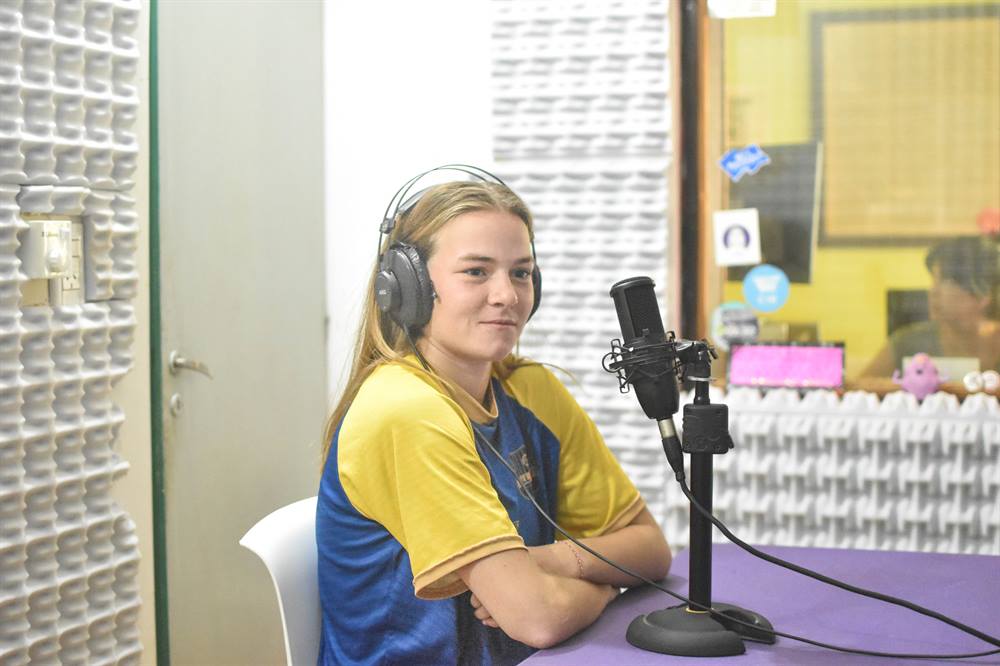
[470,585,618,632]
[470,593,499,628]
[459,548,623,647]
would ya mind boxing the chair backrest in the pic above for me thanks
[240,496,321,666]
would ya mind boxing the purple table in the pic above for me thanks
[525,544,1000,665]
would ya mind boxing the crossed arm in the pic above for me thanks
[456,507,671,649]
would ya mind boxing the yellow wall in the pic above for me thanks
[719,0,996,378]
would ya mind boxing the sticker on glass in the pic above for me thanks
[719,144,771,182]
[713,208,761,266]
[742,263,789,313]
[710,301,759,352]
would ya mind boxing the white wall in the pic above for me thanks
[109,1,156,659]
[323,0,494,399]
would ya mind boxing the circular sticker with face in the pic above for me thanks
[709,301,759,352]
[742,264,790,313]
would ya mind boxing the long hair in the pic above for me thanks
[321,181,538,464]
[926,236,999,318]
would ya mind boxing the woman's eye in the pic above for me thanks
[464,268,486,277]
[512,269,532,280]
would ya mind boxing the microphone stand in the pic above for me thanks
[625,343,775,657]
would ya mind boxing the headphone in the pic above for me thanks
[374,164,542,330]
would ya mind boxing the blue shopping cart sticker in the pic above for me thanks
[719,144,771,182]
[742,264,789,313]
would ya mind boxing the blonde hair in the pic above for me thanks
[321,181,538,463]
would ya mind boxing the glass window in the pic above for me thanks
[699,0,999,394]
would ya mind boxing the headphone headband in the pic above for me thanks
[379,164,509,239]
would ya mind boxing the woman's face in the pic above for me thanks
[421,208,535,370]
[928,264,988,330]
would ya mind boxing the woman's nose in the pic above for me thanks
[488,274,519,306]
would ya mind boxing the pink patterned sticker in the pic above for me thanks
[729,345,844,389]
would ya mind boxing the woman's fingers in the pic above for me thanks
[470,593,496,624]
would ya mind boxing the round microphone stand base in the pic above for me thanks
[626,603,775,657]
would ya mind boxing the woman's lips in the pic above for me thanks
[482,320,517,327]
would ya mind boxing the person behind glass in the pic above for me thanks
[316,178,672,665]
[863,236,1000,377]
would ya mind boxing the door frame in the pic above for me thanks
[148,0,171,663]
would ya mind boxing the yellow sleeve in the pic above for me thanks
[503,363,645,538]
[337,365,525,600]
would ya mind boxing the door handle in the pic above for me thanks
[169,351,214,379]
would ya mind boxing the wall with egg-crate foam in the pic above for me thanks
[673,388,999,555]
[0,1,142,664]
[490,0,678,534]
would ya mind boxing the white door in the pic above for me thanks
[156,2,327,663]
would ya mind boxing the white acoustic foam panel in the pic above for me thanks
[491,0,676,529]
[680,389,1000,556]
[0,2,142,664]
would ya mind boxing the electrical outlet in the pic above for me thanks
[61,223,83,291]
[18,217,85,307]
[59,221,84,305]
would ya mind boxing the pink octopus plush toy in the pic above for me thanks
[892,353,945,400]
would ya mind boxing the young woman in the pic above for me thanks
[317,174,671,665]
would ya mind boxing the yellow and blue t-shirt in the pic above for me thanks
[316,357,644,665]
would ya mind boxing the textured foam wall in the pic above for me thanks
[490,0,676,527]
[687,389,1000,555]
[0,1,142,663]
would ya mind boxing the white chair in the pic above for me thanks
[240,496,321,666]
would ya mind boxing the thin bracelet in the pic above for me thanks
[563,539,585,579]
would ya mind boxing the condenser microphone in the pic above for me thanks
[608,277,685,479]
[609,277,679,419]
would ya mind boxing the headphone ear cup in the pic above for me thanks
[374,264,400,316]
[399,243,435,327]
[529,266,542,320]
[377,243,435,329]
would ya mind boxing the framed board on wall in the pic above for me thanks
[812,5,1000,245]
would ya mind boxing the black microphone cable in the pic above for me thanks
[404,344,1000,658]
[673,471,1000,651]
[469,424,1000,661]
[659,418,1000,650]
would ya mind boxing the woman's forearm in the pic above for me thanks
[530,522,672,587]
[463,549,619,649]
[524,575,619,648]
